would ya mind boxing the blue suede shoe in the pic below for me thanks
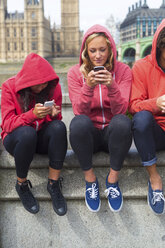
[148,181,165,215]
[85,179,101,212]
[105,175,123,212]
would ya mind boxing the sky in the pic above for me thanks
[7,0,163,32]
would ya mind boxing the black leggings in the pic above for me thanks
[70,114,132,171]
[3,120,67,178]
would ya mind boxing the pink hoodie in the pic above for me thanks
[67,24,132,129]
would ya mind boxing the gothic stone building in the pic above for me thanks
[0,0,81,62]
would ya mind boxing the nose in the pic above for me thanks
[95,50,101,58]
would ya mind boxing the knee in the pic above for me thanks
[70,115,93,137]
[18,126,37,144]
[109,114,132,135]
[132,111,153,133]
[49,120,67,135]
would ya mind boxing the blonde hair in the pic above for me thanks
[80,33,114,78]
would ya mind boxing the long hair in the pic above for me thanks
[156,27,165,61]
[18,80,56,112]
[80,33,114,78]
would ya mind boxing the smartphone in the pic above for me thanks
[44,99,54,107]
[93,66,104,72]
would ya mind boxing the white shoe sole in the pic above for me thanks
[107,196,123,213]
[85,198,101,213]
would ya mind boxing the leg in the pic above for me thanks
[3,126,39,214]
[104,114,132,183]
[70,115,101,182]
[37,120,67,216]
[133,111,165,214]
[3,126,37,179]
[103,114,132,212]
[70,115,101,212]
[37,120,67,177]
[132,110,165,190]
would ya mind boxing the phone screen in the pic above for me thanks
[44,100,54,107]
[93,66,104,72]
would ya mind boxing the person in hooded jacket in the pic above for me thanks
[129,20,165,215]
[67,24,132,213]
[1,53,67,216]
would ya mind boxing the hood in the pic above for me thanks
[151,19,165,67]
[79,24,117,72]
[15,53,59,92]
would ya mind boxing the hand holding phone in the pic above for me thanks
[44,99,55,107]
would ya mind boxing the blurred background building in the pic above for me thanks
[0,0,81,62]
[118,0,165,64]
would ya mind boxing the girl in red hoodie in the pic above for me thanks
[1,53,67,216]
[68,25,132,213]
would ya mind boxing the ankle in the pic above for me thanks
[84,169,96,183]
[108,171,119,184]
[48,178,57,184]
[150,174,162,190]
[17,178,27,185]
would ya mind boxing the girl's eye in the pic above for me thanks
[89,49,96,53]
[100,48,106,52]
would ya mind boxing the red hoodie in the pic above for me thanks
[129,19,165,131]
[1,53,62,140]
[67,24,132,129]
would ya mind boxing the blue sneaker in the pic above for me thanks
[105,175,123,212]
[85,179,101,212]
[148,181,165,215]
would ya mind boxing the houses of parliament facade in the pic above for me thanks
[0,0,81,62]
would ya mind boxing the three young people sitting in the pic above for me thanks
[1,20,165,216]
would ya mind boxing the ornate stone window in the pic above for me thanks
[27,0,32,5]
[14,28,17,37]
[7,28,10,37]
[21,42,24,51]
[57,43,61,52]
[21,28,24,37]
[28,0,39,5]
[31,27,37,37]
[153,17,157,34]
[148,17,151,36]
[14,42,17,51]
[31,41,37,50]
[57,32,60,40]
[31,12,36,19]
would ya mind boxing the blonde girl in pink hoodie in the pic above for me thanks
[68,25,132,213]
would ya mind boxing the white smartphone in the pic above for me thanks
[44,99,54,107]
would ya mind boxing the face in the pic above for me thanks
[87,36,109,67]
[160,47,165,61]
[30,82,48,94]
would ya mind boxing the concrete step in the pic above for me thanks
[1,166,165,201]
[1,200,165,248]
[1,144,165,169]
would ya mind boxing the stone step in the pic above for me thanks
[1,166,165,201]
[1,199,165,248]
[1,144,165,169]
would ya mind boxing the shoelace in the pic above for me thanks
[152,192,165,205]
[86,183,99,199]
[105,187,120,199]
